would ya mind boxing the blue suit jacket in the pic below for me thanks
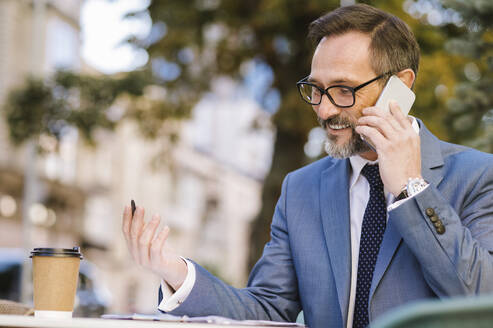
[162,121,493,328]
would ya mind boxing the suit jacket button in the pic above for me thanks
[425,208,435,217]
[433,221,443,228]
[430,215,439,223]
[436,225,445,234]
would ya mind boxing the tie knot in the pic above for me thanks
[361,164,383,190]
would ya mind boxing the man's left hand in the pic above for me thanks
[355,101,422,196]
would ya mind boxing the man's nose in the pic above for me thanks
[314,93,342,121]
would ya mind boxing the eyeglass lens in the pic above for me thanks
[299,84,354,107]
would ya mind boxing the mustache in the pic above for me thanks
[318,116,356,130]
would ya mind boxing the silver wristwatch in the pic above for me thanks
[406,177,428,197]
[396,177,428,201]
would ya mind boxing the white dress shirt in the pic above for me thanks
[158,257,196,312]
[346,117,421,328]
[159,118,425,326]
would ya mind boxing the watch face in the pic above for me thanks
[407,178,427,196]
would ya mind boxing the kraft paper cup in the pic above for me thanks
[30,247,83,319]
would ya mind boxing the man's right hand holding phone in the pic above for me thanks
[356,101,422,197]
[122,205,188,291]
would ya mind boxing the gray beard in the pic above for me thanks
[323,127,371,158]
[318,115,371,158]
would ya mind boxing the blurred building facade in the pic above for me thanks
[0,0,84,251]
[0,0,275,314]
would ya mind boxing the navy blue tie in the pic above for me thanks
[353,164,387,328]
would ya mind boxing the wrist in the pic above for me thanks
[161,257,188,291]
[392,179,411,197]
[394,184,407,199]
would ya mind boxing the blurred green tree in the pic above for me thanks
[4,70,152,146]
[441,0,493,152]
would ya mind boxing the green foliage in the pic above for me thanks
[5,77,63,145]
[3,70,151,145]
[442,0,493,152]
[140,0,339,137]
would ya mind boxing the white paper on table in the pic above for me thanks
[101,313,182,321]
[101,313,306,327]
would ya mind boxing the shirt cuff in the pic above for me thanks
[157,257,196,312]
[388,184,429,212]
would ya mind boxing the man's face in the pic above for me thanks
[309,31,382,158]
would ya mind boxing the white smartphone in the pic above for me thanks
[361,75,416,150]
[374,75,415,115]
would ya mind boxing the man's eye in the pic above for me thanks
[339,88,352,95]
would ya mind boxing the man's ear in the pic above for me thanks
[396,69,415,89]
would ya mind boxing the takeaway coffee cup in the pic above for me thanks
[30,247,83,319]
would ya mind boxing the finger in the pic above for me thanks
[129,207,145,263]
[389,101,411,129]
[151,225,170,263]
[130,206,145,240]
[364,105,401,131]
[358,115,396,139]
[362,105,386,118]
[122,205,139,263]
[138,214,161,267]
[122,205,132,236]
[355,125,388,151]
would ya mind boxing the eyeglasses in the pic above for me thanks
[296,73,391,108]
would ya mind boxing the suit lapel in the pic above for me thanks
[369,120,445,300]
[418,120,445,187]
[320,158,352,326]
[369,219,402,301]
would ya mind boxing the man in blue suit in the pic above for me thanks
[122,4,493,328]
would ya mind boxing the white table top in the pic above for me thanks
[0,315,290,328]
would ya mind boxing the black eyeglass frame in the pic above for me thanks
[296,72,392,108]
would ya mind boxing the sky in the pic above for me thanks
[81,0,151,74]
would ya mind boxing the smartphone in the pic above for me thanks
[374,75,415,115]
[361,75,416,149]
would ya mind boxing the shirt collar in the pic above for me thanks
[348,116,420,189]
